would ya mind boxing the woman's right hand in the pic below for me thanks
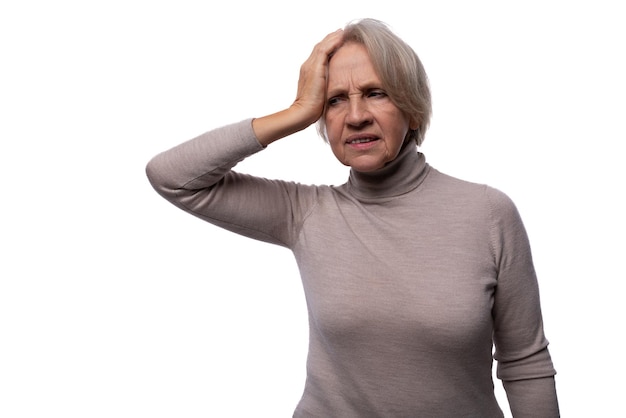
[291,29,344,127]
[252,29,344,146]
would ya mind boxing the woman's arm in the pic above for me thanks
[145,120,315,247]
[503,376,560,417]
[487,187,560,417]
[145,30,344,246]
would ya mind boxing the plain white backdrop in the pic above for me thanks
[1,1,624,417]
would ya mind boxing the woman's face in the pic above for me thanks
[324,42,417,172]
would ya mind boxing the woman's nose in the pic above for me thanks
[346,99,372,127]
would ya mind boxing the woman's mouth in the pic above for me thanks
[348,138,376,144]
[346,135,379,145]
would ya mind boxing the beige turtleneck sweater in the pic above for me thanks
[146,119,559,417]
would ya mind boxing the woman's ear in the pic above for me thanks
[409,117,420,131]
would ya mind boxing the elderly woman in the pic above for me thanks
[146,18,559,417]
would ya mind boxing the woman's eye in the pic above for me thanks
[328,97,343,106]
[368,90,387,98]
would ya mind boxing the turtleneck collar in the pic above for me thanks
[346,140,430,201]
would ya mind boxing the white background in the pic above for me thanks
[1,1,624,417]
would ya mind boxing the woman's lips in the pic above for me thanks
[346,137,380,150]
[345,134,379,145]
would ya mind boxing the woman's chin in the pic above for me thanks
[346,157,387,172]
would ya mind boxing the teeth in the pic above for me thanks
[350,138,375,144]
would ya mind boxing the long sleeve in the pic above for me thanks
[146,119,264,194]
[488,187,559,417]
[145,119,317,247]
[503,376,559,417]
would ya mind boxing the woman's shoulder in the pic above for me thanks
[425,168,521,221]
[428,167,513,199]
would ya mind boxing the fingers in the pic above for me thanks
[304,29,344,87]
[308,29,343,67]
[318,29,344,56]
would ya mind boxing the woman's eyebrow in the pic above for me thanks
[327,81,382,97]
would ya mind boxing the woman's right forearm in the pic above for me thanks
[252,103,321,147]
[252,107,312,147]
